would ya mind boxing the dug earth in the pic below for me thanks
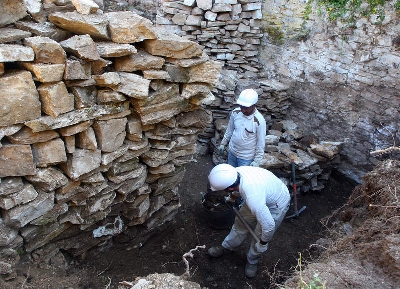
[5,154,399,289]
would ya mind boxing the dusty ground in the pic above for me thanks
[3,152,358,289]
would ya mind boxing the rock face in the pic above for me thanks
[0,0,218,278]
[156,0,400,182]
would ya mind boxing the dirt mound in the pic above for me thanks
[284,159,400,288]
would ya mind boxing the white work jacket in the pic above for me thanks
[236,166,290,242]
[221,108,266,163]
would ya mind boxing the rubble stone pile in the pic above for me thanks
[0,0,221,276]
[212,117,343,192]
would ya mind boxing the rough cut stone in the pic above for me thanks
[93,118,127,152]
[97,90,126,103]
[60,34,100,61]
[0,44,34,62]
[64,58,91,80]
[37,81,75,117]
[14,21,72,43]
[115,49,165,72]
[104,11,157,43]
[114,72,150,99]
[144,32,202,59]
[7,126,59,145]
[3,191,55,228]
[20,63,65,83]
[188,60,222,85]
[0,0,27,27]
[0,184,38,210]
[92,72,121,87]
[23,36,66,64]
[143,70,171,80]
[58,120,93,136]
[71,0,99,15]
[31,138,67,167]
[0,28,31,43]
[0,178,24,196]
[95,41,137,57]
[70,86,97,108]
[48,11,110,40]
[0,219,18,247]
[25,102,130,132]
[0,144,36,178]
[165,51,209,67]
[59,149,102,179]
[76,127,97,150]
[0,71,39,126]
[24,167,69,192]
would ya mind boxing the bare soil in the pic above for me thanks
[5,153,358,289]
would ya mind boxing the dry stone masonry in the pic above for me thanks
[0,0,221,275]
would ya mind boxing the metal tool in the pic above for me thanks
[231,204,260,243]
[286,159,306,219]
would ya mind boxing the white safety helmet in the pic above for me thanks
[236,89,258,107]
[208,164,237,191]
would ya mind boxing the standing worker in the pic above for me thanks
[218,89,266,167]
[207,164,290,278]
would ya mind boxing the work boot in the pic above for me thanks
[208,245,230,257]
[245,262,258,278]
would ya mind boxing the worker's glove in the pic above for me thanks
[255,241,269,253]
[218,144,225,155]
[250,161,259,167]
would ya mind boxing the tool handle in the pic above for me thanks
[232,207,260,243]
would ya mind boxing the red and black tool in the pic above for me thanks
[286,159,306,218]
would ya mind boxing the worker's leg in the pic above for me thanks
[222,204,256,250]
[246,201,290,264]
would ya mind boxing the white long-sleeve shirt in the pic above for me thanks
[221,107,266,163]
[236,166,290,242]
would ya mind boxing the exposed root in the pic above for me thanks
[181,245,206,278]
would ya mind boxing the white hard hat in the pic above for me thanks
[236,89,258,107]
[208,164,237,191]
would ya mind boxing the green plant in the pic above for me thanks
[395,0,400,12]
[264,26,285,45]
[313,0,390,25]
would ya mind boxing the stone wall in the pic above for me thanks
[156,0,400,182]
[259,0,400,181]
[0,0,221,271]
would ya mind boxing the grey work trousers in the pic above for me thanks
[222,200,290,264]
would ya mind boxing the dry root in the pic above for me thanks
[182,245,206,278]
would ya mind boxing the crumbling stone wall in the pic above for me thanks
[156,0,400,182]
[0,0,221,270]
[259,0,400,181]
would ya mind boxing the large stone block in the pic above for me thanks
[93,118,127,153]
[0,144,36,178]
[0,71,41,126]
[59,149,102,180]
[104,11,157,43]
[32,138,67,167]
[0,0,27,27]
[23,36,66,64]
[38,81,75,117]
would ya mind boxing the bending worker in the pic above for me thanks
[207,164,290,278]
[218,88,266,167]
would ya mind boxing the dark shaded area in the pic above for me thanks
[76,153,356,289]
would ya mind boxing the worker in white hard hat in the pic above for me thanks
[218,89,267,167]
[207,163,290,278]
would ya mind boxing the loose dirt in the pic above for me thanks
[5,153,357,289]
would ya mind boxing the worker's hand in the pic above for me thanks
[255,241,268,253]
[224,196,235,206]
[250,161,259,167]
[218,144,225,155]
